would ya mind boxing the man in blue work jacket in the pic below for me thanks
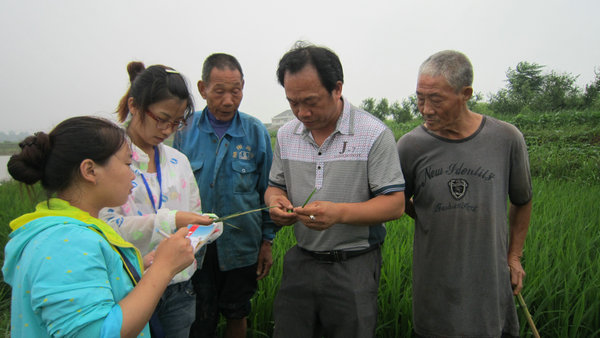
[174,53,276,338]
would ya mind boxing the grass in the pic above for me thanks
[1,110,599,336]
[0,182,45,336]
[241,179,600,337]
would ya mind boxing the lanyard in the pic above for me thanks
[140,146,163,213]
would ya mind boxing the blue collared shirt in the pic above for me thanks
[174,108,276,271]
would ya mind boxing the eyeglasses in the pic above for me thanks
[145,110,188,131]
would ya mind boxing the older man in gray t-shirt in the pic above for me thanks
[398,50,533,337]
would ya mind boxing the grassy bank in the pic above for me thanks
[0,143,18,156]
[1,179,598,337]
[0,182,45,334]
[245,179,600,337]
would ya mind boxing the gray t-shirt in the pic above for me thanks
[397,116,532,337]
[269,98,405,251]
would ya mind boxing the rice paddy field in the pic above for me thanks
[0,110,598,337]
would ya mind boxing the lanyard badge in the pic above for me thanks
[140,146,163,213]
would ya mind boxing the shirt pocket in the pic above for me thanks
[232,160,257,193]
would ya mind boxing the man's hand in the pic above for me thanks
[256,240,273,280]
[508,254,525,295]
[295,201,340,231]
[268,194,297,226]
[176,211,214,227]
[508,200,531,295]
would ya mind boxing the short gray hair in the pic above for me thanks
[419,50,473,92]
[201,53,244,84]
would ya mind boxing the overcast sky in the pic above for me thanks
[1,0,598,133]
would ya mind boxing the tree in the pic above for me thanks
[507,61,545,101]
[583,68,600,108]
[489,61,586,114]
[373,98,390,121]
[491,61,545,114]
[360,97,391,121]
[360,97,376,114]
[533,71,581,111]
[390,95,417,123]
[467,92,483,111]
[489,88,522,114]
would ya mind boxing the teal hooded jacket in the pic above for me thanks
[2,198,148,338]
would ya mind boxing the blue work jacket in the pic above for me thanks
[174,108,276,271]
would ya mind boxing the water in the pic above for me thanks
[0,155,12,183]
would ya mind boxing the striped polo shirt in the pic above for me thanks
[269,98,405,252]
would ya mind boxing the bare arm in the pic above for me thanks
[295,191,405,231]
[507,200,532,295]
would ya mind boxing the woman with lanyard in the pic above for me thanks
[100,61,221,338]
[4,116,195,337]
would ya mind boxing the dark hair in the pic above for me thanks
[276,41,344,93]
[7,116,127,197]
[201,53,244,84]
[117,61,194,122]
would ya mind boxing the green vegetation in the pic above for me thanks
[0,182,44,333]
[1,64,599,336]
[244,109,599,337]
[361,96,419,123]
[249,178,600,337]
[489,62,600,114]
[362,60,600,122]
[0,142,19,156]
[1,108,598,337]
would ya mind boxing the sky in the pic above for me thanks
[1,0,599,133]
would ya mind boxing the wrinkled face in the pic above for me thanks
[199,67,244,121]
[416,74,467,133]
[283,65,342,132]
[129,98,189,149]
[95,142,135,208]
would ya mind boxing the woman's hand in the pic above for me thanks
[151,227,195,277]
[176,211,214,227]
[120,228,194,337]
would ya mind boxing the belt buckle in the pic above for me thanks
[311,249,346,263]
[332,250,345,262]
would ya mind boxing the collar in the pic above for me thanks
[198,107,246,138]
[128,136,165,173]
[10,198,135,249]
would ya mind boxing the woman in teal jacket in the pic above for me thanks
[3,116,194,337]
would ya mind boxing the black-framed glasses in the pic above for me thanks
[145,110,188,131]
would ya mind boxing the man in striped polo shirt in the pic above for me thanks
[266,41,406,338]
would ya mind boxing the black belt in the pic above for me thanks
[299,244,381,262]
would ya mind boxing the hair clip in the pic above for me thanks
[165,68,180,74]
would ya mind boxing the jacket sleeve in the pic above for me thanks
[99,204,177,256]
[28,226,145,337]
[258,127,277,240]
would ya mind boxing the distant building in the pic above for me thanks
[270,109,296,131]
